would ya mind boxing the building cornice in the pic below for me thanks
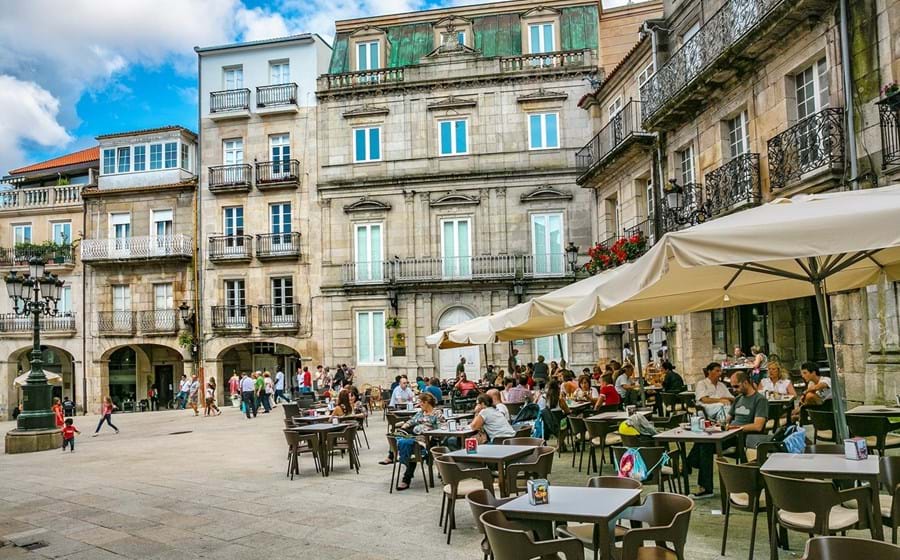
[342,104,390,119]
[426,95,478,111]
[82,180,197,198]
[318,167,579,194]
[343,196,392,213]
[517,88,569,103]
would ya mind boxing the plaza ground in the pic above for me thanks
[0,406,874,559]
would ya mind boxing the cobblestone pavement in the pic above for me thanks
[0,406,869,559]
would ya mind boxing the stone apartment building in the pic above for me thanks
[575,0,900,401]
[0,149,94,418]
[81,126,198,412]
[195,34,332,394]
[315,0,661,385]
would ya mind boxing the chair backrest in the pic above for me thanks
[283,418,295,429]
[481,510,584,560]
[807,409,836,433]
[584,418,614,441]
[847,414,888,438]
[282,403,300,419]
[622,492,694,553]
[715,459,762,503]
[596,403,622,413]
[283,429,300,447]
[430,446,450,461]
[761,472,840,535]
[513,425,532,438]
[587,476,642,490]
[466,488,503,535]
[754,441,785,464]
[804,444,845,454]
[502,437,544,447]
[652,411,688,430]
[802,536,900,559]
[435,456,487,487]
[567,415,588,438]
[881,455,900,495]
[620,433,655,448]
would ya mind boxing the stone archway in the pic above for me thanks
[436,306,481,380]
[211,342,303,405]
[99,343,186,411]
[6,345,76,417]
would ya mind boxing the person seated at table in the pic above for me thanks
[454,372,478,397]
[615,364,640,406]
[504,376,531,404]
[486,389,510,421]
[687,370,767,500]
[594,374,621,410]
[561,371,578,398]
[695,362,733,422]
[425,377,443,403]
[389,375,402,391]
[758,361,795,397]
[347,385,367,415]
[471,394,515,443]
[536,379,570,415]
[331,389,353,417]
[380,392,444,489]
[791,361,832,421]
[573,374,599,405]
[415,376,426,392]
[591,365,603,382]
[661,361,686,392]
[732,345,746,362]
[389,376,416,408]
[750,345,768,370]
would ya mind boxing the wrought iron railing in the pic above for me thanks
[576,101,649,173]
[257,83,297,107]
[0,313,75,332]
[640,0,783,123]
[767,107,844,190]
[98,311,136,334]
[255,159,300,185]
[0,246,75,267]
[81,235,192,261]
[211,305,250,330]
[0,185,81,210]
[704,153,761,216]
[210,88,250,113]
[256,232,301,258]
[500,50,589,72]
[324,68,405,89]
[208,235,253,260]
[139,309,179,333]
[258,304,300,330]
[624,219,653,244]
[660,183,707,234]
[878,98,900,168]
[209,164,252,190]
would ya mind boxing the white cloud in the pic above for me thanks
[282,0,429,43]
[0,75,72,174]
[236,7,293,41]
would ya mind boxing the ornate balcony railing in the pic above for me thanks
[98,311,136,334]
[81,235,192,262]
[576,101,651,177]
[704,152,761,217]
[391,255,519,282]
[139,309,179,334]
[211,305,250,330]
[640,0,783,124]
[0,313,76,333]
[256,232,301,259]
[257,83,298,107]
[500,50,589,72]
[0,246,75,268]
[0,185,81,211]
[660,183,706,234]
[324,68,405,90]
[208,164,252,191]
[258,304,300,330]
[208,235,252,261]
[255,159,300,187]
[878,98,900,168]
[768,108,844,191]
[210,88,250,113]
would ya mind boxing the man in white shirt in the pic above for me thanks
[792,361,832,421]
[274,369,289,404]
[176,375,191,410]
[487,389,510,421]
[389,376,416,408]
[239,373,256,419]
[694,362,734,422]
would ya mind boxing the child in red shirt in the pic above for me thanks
[596,374,621,409]
[62,418,80,452]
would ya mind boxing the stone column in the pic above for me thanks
[863,278,900,402]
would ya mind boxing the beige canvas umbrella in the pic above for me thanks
[14,370,62,386]
[563,185,900,439]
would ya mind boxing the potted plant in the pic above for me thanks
[384,316,402,330]
[882,82,900,110]
[623,232,647,261]
[664,179,684,209]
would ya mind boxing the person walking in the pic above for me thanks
[61,418,80,452]
[93,396,119,436]
[274,368,289,404]
[62,395,76,418]
[263,371,275,409]
[240,372,256,419]
[148,384,159,411]
[176,374,190,409]
[187,374,201,416]
[205,378,221,416]
[228,372,240,400]
[256,372,271,413]
[332,365,346,389]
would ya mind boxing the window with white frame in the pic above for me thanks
[112,284,132,330]
[110,213,131,255]
[164,142,178,168]
[116,146,130,173]
[58,286,72,315]
[269,134,291,175]
[608,96,623,119]
[356,310,386,365]
[51,221,71,244]
[356,41,380,71]
[354,223,383,282]
[271,277,294,322]
[637,61,655,88]
[223,139,243,165]
[528,113,559,150]
[13,224,31,244]
[102,149,115,174]
[726,111,749,159]
[223,206,245,251]
[531,213,564,275]
[528,22,555,54]
[150,144,163,170]
[270,60,290,84]
[441,218,471,278]
[439,119,468,156]
[133,145,146,171]
[353,127,381,162]
[677,145,695,185]
[181,144,190,170]
[795,58,829,120]
[151,209,173,239]
[224,280,246,312]
[223,66,243,89]
[534,334,567,362]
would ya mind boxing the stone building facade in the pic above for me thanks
[0,149,93,418]
[575,0,900,401]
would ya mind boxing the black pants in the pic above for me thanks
[95,414,118,433]
[150,397,158,411]
[241,391,256,418]
[274,389,289,404]
[259,393,272,413]
[63,438,74,451]
[687,442,717,492]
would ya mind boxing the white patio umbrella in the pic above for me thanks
[14,370,62,386]
[563,185,900,440]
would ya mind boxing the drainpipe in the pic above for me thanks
[81,200,87,415]
[838,0,859,189]
[194,52,204,391]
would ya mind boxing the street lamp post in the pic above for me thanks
[5,258,65,432]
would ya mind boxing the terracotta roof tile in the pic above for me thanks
[9,146,99,175]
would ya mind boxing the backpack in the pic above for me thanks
[616,448,670,482]
[783,425,807,454]
[513,402,541,424]
[539,407,560,438]
[531,413,544,439]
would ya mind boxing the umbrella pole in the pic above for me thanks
[632,321,646,407]
[811,277,849,441]
[556,334,565,363]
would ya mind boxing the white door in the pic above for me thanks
[531,213,564,275]
[270,61,290,84]
[271,277,294,325]
[795,58,829,167]
[270,134,291,178]
[154,283,174,330]
[437,307,481,379]
[270,203,292,253]
[110,213,131,257]
[52,222,71,245]
[224,67,243,89]
[608,97,624,145]
[224,280,246,327]
[223,207,244,254]
[223,139,244,183]
[354,223,383,282]
[528,23,554,54]
[112,285,132,330]
[356,41,379,71]
[151,209,173,255]
[441,218,471,279]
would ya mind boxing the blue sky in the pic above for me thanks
[0,0,629,173]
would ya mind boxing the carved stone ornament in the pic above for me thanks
[520,185,573,202]
[429,191,481,207]
[426,95,477,111]
[343,196,392,213]
[342,104,390,119]
[517,88,569,104]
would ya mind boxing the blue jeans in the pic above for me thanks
[274,389,289,403]
[176,391,188,409]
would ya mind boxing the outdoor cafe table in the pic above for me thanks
[444,445,536,498]
[421,427,480,487]
[760,453,884,541]
[653,426,743,493]
[498,485,642,560]
[766,396,795,429]
[847,405,900,417]
[291,422,352,477]
[586,409,652,422]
